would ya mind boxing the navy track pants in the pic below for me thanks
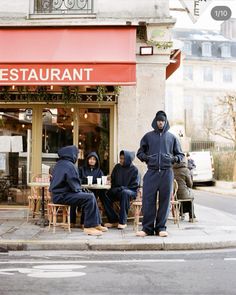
[142,168,174,235]
[53,191,101,228]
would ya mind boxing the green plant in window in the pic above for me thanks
[114,86,121,96]
[62,86,71,104]
[147,40,173,49]
[97,86,106,101]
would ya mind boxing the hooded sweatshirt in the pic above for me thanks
[111,150,139,192]
[49,145,81,196]
[79,152,104,184]
[137,111,184,170]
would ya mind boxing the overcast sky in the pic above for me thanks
[170,0,236,30]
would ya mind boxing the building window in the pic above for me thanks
[221,44,231,58]
[33,0,94,15]
[223,67,232,83]
[203,67,213,82]
[184,41,192,55]
[202,42,212,57]
[203,96,213,127]
[183,66,193,81]
[184,95,193,136]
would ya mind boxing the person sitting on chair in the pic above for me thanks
[49,145,108,236]
[102,150,139,230]
[173,157,196,221]
[77,152,105,227]
[79,152,104,184]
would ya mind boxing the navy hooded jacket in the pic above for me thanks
[137,111,184,170]
[111,150,139,193]
[49,145,82,196]
[79,152,104,184]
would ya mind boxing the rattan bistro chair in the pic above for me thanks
[170,179,180,227]
[27,174,51,222]
[178,191,195,223]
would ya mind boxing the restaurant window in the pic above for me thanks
[0,108,32,204]
[77,108,110,175]
[42,108,73,154]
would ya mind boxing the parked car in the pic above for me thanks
[189,151,216,186]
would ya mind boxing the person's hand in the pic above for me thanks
[143,155,149,163]
[172,156,179,164]
[118,186,125,192]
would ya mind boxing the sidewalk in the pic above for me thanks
[196,181,236,196]
[1,204,236,252]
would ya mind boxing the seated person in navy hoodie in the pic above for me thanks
[102,150,139,229]
[49,145,107,236]
[76,152,105,225]
[79,152,104,184]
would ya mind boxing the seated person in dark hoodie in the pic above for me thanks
[79,152,104,184]
[102,150,139,229]
[76,152,105,226]
[49,145,108,236]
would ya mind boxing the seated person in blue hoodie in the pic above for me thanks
[77,152,105,225]
[102,150,139,229]
[49,145,108,236]
[79,152,104,184]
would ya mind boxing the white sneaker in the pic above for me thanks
[117,224,127,230]
[158,231,168,237]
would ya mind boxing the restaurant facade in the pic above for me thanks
[0,0,179,203]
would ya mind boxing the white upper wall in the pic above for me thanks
[0,0,170,23]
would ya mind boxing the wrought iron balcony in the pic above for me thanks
[34,0,93,15]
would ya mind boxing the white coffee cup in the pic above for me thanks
[102,176,107,185]
[87,176,93,185]
[97,178,102,185]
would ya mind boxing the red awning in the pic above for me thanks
[166,49,181,80]
[0,27,136,85]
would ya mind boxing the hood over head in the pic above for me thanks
[86,152,100,168]
[151,110,170,133]
[58,145,78,164]
[120,150,135,167]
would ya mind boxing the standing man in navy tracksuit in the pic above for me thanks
[49,145,107,236]
[136,111,184,237]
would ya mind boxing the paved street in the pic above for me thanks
[194,189,236,216]
[0,250,236,295]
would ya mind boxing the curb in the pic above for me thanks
[195,187,236,197]
[1,239,236,252]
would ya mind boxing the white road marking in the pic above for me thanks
[28,272,86,278]
[224,258,236,261]
[0,259,185,265]
[0,264,87,278]
[33,265,86,270]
